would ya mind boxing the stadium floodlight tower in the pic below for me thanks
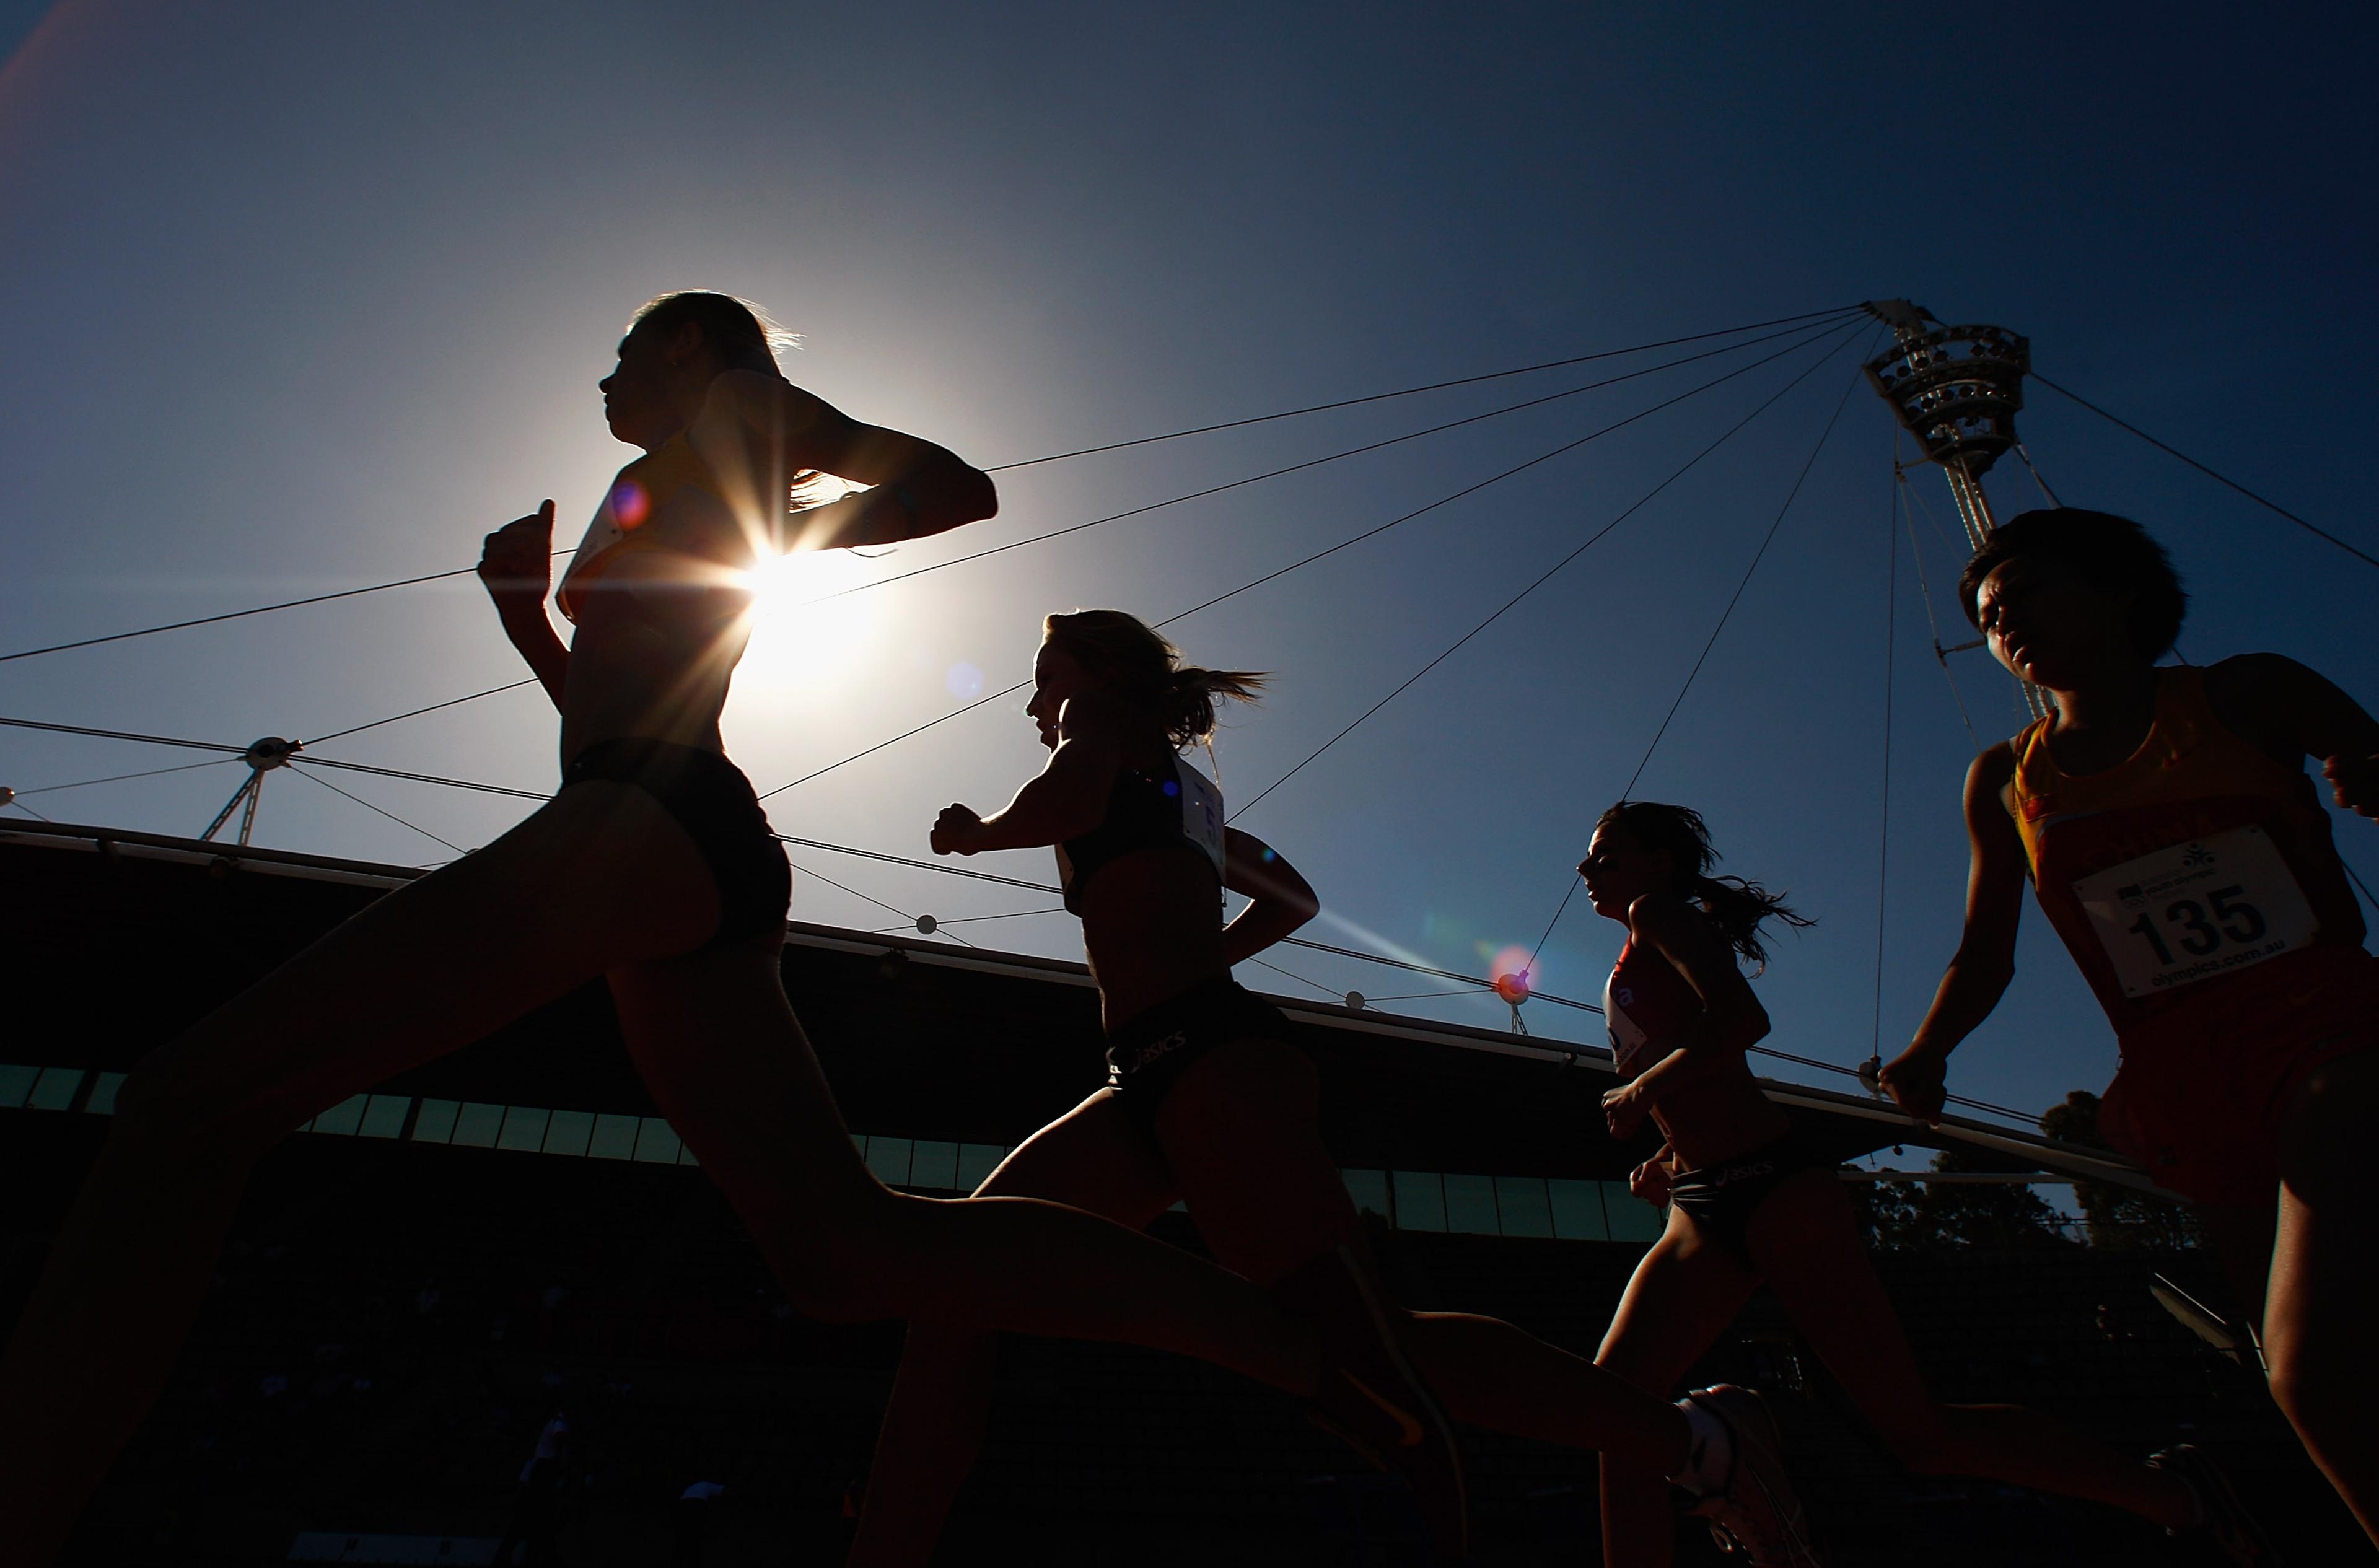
[1862,299,2049,720]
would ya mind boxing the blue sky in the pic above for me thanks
[3,1,2375,1133]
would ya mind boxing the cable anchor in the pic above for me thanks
[1494,970,1531,1035]
[200,737,302,847]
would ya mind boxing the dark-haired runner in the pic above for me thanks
[0,296,1435,1564]
[850,613,1810,1567]
[1585,800,2254,1566]
[1883,506,2378,1549]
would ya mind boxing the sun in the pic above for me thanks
[735,546,890,688]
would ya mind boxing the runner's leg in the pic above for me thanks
[2196,1198,2276,1337]
[1399,1312,1689,1465]
[1150,1036,1359,1284]
[0,783,727,1563]
[601,958,1308,1374]
[1745,1169,2193,1526]
[1154,1036,1688,1464]
[2265,1043,2379,1544]
[1594,1206,1761,1568]
[845,1088,1180,1568]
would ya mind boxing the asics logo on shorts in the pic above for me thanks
[1123,1030,1191,1072]
[1712,1159,1775,1187]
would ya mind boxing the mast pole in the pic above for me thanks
[1942,456,1998,556]
[1861,301,2050,722]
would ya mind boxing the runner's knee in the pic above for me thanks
[2266,1339,2361,1441]
[780,1189,939,1323]
[2268,1363,2333,1444]
[775,1251,896,1325]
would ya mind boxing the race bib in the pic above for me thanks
[2072,824,2320,997]
[1605,992,1652,1075]
[1172,757,1228,880]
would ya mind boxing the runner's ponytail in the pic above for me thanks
[1593,800,1814,969]
[1042,610,1268,749]
[1160,664,1269,750]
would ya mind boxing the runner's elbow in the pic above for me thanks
[1722,999,1771,1050]
[1955,949,2017,997]
[955,466,997,524]
[916,458,995,531]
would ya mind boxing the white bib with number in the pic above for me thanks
[1171,756,1227,879]
[2070,824,2320,997]
[1605,999,1652,1077]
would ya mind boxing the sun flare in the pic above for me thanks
[735,546,890,687]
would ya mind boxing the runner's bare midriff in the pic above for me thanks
[558,496,754,768]
[1653,1072,1792,1173]
[1078,846,1234,1030]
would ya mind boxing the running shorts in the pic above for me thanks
[559,738,791,952]
[2099,947,2379,1206]
[1667,1121,1839,1257]
[1103,976,1294,1133]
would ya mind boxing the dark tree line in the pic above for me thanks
[1848,1090,2202,1251]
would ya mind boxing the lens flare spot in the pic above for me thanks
[1489,944,1534,1005]
[945,661,984,701]
[611,480,650,528]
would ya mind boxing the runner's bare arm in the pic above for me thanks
[2206,653,2379,820]
[1218,828,1320,968]
[931,691,1126,856]
[1882,742,2026,1123]
[476,501,569,709]
[691,371,996,551]
[1601,893,1771,1134]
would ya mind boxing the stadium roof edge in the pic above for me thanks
[0,818,2167,1196]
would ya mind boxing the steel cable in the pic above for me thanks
[1232,320,1868,820]
[0,309,1859,669]
[979,305,1861,473]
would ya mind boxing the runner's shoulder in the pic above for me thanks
[2202,652,2340,763]
[1966,737,2019,793]
[2202,650,2318,706]
[1627,890,1711,945]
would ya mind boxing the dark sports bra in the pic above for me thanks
[1058,753,1227,915]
